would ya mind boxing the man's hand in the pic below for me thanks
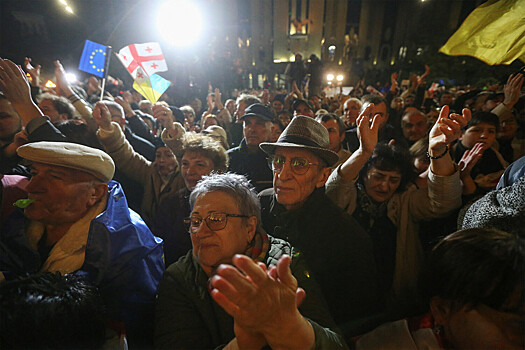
[503,73,524,110]
[54,60,74,96]
[210,255,314,349]
[356,103,381,155]
[92,102,112,131]
[115,96,135,117]
[24,57,41,87]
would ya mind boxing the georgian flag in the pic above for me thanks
[116,42,167,79]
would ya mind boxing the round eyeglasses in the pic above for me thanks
[183,212,249,234]
[267,155,320,175]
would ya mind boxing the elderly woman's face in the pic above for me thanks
[363,166,402,203]
[181,151,215,190]
[190,191,256,275]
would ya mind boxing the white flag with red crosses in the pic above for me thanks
[116,42,167,79]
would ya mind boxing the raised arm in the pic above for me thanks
[337,103,381,181]
[428,105,470,176]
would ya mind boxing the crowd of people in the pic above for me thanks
[0,54,524,350]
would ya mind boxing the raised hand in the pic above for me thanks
[428,105,470,154]
[115,96,134,117]
[92,101,112,131]
[356,103,381,155]
[214,88,223,109]
[503,73,524,109]
[54,60,74,96]
[418,65,430,86]
[459,142,484,178]
[24,57,41,87]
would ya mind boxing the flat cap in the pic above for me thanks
[17,141,115,182]
[240,103,273,121]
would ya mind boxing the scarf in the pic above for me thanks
[243,229,270,262]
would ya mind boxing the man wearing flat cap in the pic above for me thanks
[0,141,164,348]
[227,103,274,192]
[259,116,381,337]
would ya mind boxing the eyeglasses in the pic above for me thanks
[267,155,319,175]
[183,212,249,234]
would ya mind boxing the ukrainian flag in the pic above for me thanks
[439,0,525,65]
[133,73,170,104]
[78,40,108,78]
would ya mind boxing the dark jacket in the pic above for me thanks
[152,187,192,266]
[259,187,381,336]
[154,235,345,349]
[226,138,273,192]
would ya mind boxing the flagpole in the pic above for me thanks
[100,46,112,101]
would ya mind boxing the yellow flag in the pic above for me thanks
[439,0,525,65]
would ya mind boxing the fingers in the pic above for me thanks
[438,105,449,122]
[232,254,268,286]
[296,287,306,307]
[275,255,296,289]
[210,288,239,317]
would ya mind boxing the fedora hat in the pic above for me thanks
[260,116,339,166]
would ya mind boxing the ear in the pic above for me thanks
[315,166,332,188]
[87,182,108,206]
[59,113,69,122]
[430,296,453,326]
[244,216,257,242]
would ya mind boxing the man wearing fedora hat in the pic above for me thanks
[227,103,274,192]
[259,116,381,336]
[0,141,165,348]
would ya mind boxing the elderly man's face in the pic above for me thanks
[0,98,22,142]
[243,116,272,146]
[343,100,361,126]
[272,147,331,210]
[190,191,256,275]
[25,163,105,225]
[402,111,428,141]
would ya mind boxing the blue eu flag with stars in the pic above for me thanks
[79,40,108,78]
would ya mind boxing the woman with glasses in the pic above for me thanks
[154,173,345,349]
[326,105,465,319]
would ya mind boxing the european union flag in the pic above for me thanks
[79,40,108,78]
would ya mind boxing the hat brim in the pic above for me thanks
[260,142,339,167]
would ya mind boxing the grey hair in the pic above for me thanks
[190,173,261,231]
[180,105,195,117]
[236,94,261,107]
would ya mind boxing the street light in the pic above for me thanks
[326,74,334,82]
[336,74,344,82]
[157,0,202,47]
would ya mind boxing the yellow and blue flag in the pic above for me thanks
[132,70,170,104]
[439,0,525,65]
[79,40,109,78]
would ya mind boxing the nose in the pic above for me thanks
[277,160,293,180]
[25,175,45,193]
[480,130,489,139]
[378,179,389,191]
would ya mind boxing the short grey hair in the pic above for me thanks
[190,173,261,231]
[236,94,261,107]
[180,105,195,117]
